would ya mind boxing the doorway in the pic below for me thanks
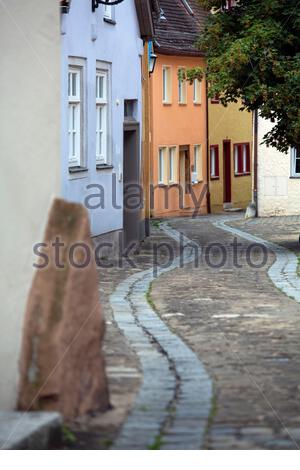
[123,123,141,248]
[223,140,231,204]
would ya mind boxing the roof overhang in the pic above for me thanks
[135,0,154,40]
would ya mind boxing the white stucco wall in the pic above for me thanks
[0,1,61,409]
[257,117,300,217]
[61,0,143,236]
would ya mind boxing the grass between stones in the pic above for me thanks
[147,434,165,450]
[151,220,161,229]
[62,425,77,445]
[146,281,156,311]
[203,390,218,448]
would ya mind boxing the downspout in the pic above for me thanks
[205,79,211,214]
[253,110,258,217]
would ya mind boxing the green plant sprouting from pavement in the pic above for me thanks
[147,434,165,450]
[62,425,77,444]
[203,390,218,448]
[146,282,156,311]
[151,220,161,228]
[100,438,113,449]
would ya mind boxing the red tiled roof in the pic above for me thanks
[153,0,208,56]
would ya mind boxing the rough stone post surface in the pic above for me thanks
[18,198,109,420]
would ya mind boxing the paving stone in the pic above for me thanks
[151,214,300,450]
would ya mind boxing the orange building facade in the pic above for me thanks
[150,54,208,217]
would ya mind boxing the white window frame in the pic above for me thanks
[193,79,202,104]
[158,147,166,184]
[168,147,176,183]
[291,147,300,177]
[68,66,82,168]
[193,145,202,182]
[96,71,108,164]
[210,146,218,178]
[242,144,247,173]
[234,143,249,175]
[194,145,199,174]
[178,68,187,104]
[96,63,111,166]
[103,4,115,21]
[234,145,238,174]
[211,148,216,177]
[162,66,172,104]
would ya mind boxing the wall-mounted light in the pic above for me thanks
[149,53,157,75]
[148,41,157,75]
[92,0,125,11]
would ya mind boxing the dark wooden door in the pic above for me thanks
[223,140,231,203]
[123,124,141,248]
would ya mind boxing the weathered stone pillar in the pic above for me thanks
[18,199,109,419]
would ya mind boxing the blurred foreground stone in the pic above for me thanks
[18,199,109,419]
[0,411,62,449]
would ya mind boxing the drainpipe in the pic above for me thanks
[253,110,258,217]
[205,79,211,214]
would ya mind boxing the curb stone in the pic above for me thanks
[212,219,300,304]
[110,223,212,450]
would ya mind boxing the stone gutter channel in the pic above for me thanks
[110,223,212,450]
[213,219,300,304]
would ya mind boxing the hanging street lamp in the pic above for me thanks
[92,0,125,10]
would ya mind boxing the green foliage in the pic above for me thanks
[62,425,77,444]
[191,0,300,151]
[147,434,165,450]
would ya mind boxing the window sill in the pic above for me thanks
[168,182,179,187]
[96,163,114,171]
[157,183,167,187]
[103,18,116,25]
[163,102,172,106]
[210,176,220,180]
[69,166,88,174]
[290,175,300,179]
[234,172,251,177]
[179,102,187,106]
[193,102,202,106]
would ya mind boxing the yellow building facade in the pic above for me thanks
[208,100,253,212]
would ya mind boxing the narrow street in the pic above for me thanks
[67,214,300,450]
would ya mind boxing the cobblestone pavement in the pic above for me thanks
[111,223,212,450]
[215,218,300,303]
[229,216,300,273]
[62,227,182,449]
[64,214,300,450]
[150,215,300,449]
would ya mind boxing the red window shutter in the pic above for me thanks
[238,145,243,174]
[215,146,219,177]
[246,144,250,173]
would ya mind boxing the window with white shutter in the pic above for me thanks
[96,71,108,165]
[68,67,82,167]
